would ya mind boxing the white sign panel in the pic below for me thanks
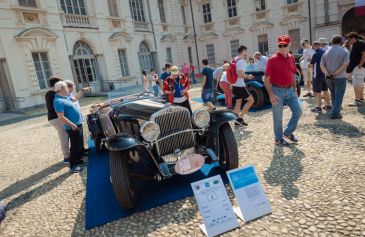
[227,165,272,222]
[191,175,239,237]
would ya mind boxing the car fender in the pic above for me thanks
[104,133,142,151]
[206,110,237,155]
[246,80,264,88]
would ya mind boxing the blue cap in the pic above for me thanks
[0,203,6,223]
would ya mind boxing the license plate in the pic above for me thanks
[175,154,205,175]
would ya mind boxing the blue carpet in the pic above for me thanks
[85,138,226,230]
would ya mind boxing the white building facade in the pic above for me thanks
[0,0,361,110]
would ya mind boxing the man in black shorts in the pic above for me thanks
[232,45,255,127]
[309,41,331,112]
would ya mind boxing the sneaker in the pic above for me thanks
[322,105,332,111]
[78,160,89,167]
[311,107,322,113]
[303,92,314,97]
[275,139,289,146]
[69,165,84,173]
[284,133,299,143]
[234,118,248,127]
[63,158,70,164]
[348,100,362,106]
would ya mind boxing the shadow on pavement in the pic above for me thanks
[264,145,304,200]
[5,171,71,211]
[316,119,364,138]
[357,105,365,117]
[0,163,65,201]
[0,112,46,127]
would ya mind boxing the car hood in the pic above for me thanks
[113,98,166,120]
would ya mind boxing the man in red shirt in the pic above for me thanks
[264,35,302,146]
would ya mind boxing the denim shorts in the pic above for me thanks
[202,89,214,103]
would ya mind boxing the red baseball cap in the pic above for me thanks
[278,35,291,46]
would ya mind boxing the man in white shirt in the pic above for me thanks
[301,39,316,97]
[232,45,255,127]
[254,52,268,71]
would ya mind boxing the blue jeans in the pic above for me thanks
[272,86,302,141]
[152,85,160,97]
[326,78,346,117]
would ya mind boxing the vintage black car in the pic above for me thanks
[87,92,239,210]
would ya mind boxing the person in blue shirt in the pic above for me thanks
[309,41,331,113]
[201,59,216,111]
[160,63,171,81]
[53,81,86,173]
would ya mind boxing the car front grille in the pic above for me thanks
[152,106,195,160]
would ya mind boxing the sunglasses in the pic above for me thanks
[278,44,288,48]
[67,84,73,87]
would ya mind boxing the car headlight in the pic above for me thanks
[140,121,160,142]
[192,109,210,128]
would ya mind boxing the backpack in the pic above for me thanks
[227,57,241,84]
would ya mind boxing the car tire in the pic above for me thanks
[218,123,239,171]
[109,150,138,210]
[247,86,264,108]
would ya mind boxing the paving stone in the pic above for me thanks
[1,87,365,236]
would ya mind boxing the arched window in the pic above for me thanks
[73,41,93,56]
[72,41,100,85]
[138,42,154,72]
[60,0,87,15]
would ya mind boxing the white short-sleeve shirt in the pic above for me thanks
[302,48,315,69]
[233,56,246,87]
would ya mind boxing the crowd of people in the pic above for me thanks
[145,31,364,145]
[43,31,365,175]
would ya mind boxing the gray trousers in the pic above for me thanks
[49,118,70,159]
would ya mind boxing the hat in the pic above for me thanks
[0,202,6,223]
[318,38,328,44]
[170,66,179,75]
[345,32,360,39]
[278,35,291,46]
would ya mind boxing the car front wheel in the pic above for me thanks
[218,123,239,171]
[109,150,138,210]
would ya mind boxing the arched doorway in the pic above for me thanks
[342,8,365,36]
[138,42,154,73]
[72,41,101,88]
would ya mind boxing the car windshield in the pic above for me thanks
[108,91,157,108]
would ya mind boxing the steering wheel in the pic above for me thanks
[138,91,155,98]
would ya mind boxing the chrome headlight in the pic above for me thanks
[192,109,210,128]
[140,121,160,142]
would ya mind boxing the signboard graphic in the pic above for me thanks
[191,175,239,237]
[227,165,272,222]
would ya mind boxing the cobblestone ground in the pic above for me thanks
[1,84,365,237]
